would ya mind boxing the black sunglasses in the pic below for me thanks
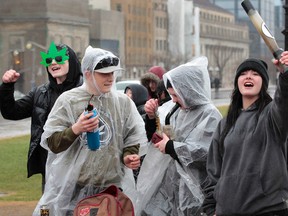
[45,56,63,65]
[94,57,119,70]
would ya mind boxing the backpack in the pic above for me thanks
[73,185,135,216]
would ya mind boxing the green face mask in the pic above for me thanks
[40,41,69,67]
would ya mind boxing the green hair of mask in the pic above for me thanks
[40,41,69,67]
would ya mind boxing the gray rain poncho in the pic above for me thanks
[135,56,222,216]
[32,82,147,215]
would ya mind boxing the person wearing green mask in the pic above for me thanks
[0,41,83,192]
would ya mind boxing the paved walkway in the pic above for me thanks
[0,116,31,139]
[0,201,37,216]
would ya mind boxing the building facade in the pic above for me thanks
[111,0,155,80]
[0,0,90,93]
[88,8,125,79]
[152,0,169,70]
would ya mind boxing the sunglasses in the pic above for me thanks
[94,57,119,70]
[45,56,65,65]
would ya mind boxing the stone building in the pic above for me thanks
[111,0,154,79]
[0,0,90,93]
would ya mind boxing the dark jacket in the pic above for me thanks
[124,83,148,119]
[0,45,82,178]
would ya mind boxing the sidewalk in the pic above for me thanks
[0,115,31,139]
[0,201,37,216]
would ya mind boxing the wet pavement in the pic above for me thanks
[0,115,31,139]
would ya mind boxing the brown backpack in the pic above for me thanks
[73,185,135,216]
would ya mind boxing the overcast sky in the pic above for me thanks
[275,0,282,6]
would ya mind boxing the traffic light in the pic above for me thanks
[12,50,23,70]
[13,50,20,65]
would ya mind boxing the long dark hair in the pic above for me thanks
[219,84,272,155]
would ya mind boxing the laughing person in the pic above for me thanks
[0,41,82,193]
[202,52,288,216]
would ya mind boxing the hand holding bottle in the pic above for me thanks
[72,111,99,135]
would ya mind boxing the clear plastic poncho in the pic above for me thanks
[135,56,222,216]
[33,83,147,216]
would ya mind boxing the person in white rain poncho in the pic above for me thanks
[33,46,147,216]
[135,56,222,216]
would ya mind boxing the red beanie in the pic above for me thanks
[148,66,165,80]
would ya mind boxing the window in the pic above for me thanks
[116,4,122,12]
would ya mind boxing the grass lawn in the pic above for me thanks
[0,135,42,201]
[0,105,228,202]
[217,105,228,117]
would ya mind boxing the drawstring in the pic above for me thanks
[91,72,104,106]
[92,73,104,98]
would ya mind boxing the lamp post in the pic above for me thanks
[283,0,288,50]
[25,41,46,88]
[133,67,137,79]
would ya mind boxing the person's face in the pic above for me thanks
[92,72,115,94]
[125,88,133,99]
[149,80,157,92]
[237,70,262,99]
[47,59,69,84]
[167,87,185,108]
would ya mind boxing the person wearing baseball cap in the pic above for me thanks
[81,46,123,96]
[34,46,147,215]
[202,52,288,216]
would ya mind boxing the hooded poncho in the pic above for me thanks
[33,83,147,215]
[135,56,222,216]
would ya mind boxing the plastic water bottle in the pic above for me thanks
[85,103,100,150]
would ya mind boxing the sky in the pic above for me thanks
[275,0,282,6]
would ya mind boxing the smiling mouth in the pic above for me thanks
[52,66,61,71]
[244,82,254,87]
[103,83,112,87]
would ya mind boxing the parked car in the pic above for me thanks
[115,80,140,93]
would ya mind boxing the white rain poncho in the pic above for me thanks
[32,83,147,216]
[135,56,222,216]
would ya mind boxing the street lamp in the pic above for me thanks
[26,41,47,51]
[0,50,20,71]
[25,41,46,88]
[133,67,137,79]
[283,0,288,50]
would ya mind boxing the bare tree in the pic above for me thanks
[212,45,239,83]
